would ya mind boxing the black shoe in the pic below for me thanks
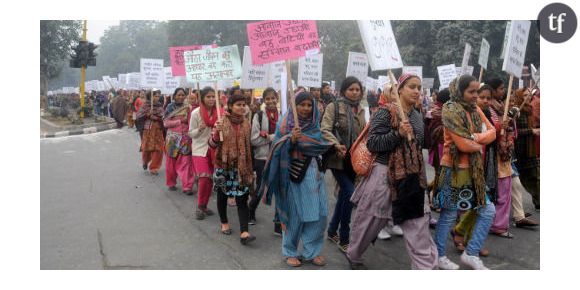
[142,164,147,170]
[515,217,539,228]
[273,223,282,236]
[347,257,367,270]
[201,208,214,216]
[240,235,256,245]
[168,186,177,191]
[195,210,205,220]
[249,211,256,225]
[183,190,194,196]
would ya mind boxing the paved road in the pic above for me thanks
[40,128,540,269]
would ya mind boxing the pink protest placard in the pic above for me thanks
[169,44,216,76]
[246,20,320,65]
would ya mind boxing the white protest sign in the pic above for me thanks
[241,46,269,89]
[478,38,491,70]
[297,53,323,88]
[402,66,423,81]
[365,77,378,92]
[346,52,369,85]
[118,74,127,89]
[102,76,113,90]
[422,78,435,89]
[530,64,540,83]
[378,75,391,90]
[163,67,181,95]
[455,66,474,76]
[127,73,141,90]
[110,78,119,89]
[217,79,236,91]
[518,79,524,89]
[268,61,286,91]
[140,58,165,89]
[357,20,403,71]
[97,81,106,91]
[500,21,512,59]
[461,43,472,74]
[438,64,458,89]
[502,20,531,79]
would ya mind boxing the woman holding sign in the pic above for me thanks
[261,92,332,267]
[189,87,219,220]
[321,76,366,253]
[347,74,437,270]
[136,90,165,175]
[433,75,496,270]
[209,94,256,245]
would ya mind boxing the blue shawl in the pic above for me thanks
[260,99,332,228]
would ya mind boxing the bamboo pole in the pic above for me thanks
[214,81,223,141]
[286,60,299,125]
[501,74,515,135]
[387,70,412,141]
[478,66,484,83]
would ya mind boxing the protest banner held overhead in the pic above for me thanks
[438,64,458,89]
[357,20,403,71]
[241,46,269,89]
[297,53,323,88]
[169,44,216,76]
[140,58,164,89]
[346,52,369,85]
[246,20,320,65]
[183,45,242,83]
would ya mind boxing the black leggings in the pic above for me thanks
[217,190,250,233]
[249,159,266,212]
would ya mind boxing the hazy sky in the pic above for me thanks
[86,20,120,44]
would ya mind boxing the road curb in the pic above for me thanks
[41,122,118,139]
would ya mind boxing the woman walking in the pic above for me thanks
[434,75,496,270]
[136,90,165,175]
[346,74,437,270]
[189,87,219,219]
[261,92,332,267]
[163,88,194,195]
[209,94,256,245]
[321,76,366,253]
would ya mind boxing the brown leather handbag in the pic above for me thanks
[349,122,376,176]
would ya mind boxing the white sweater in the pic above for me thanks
[188,107,213,157]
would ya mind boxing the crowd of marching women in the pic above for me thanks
[112,73,539,270]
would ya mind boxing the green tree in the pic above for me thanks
[40,20,81,96]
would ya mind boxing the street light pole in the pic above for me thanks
[79,20,87,120]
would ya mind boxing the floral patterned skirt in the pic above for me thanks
[213,168,250,197]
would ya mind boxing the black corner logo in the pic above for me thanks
[538,2,577,43]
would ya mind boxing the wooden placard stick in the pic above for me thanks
[286,60,299,126]
[478,66,484,83]
[214,81,224,141]
[196,82,201,104]
[387,70,412,141]
[501,74,514,135]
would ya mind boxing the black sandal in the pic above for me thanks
[240,234,256,245]
[327,233,340,244]
[220,225,232,235]
[492,231,514,239]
